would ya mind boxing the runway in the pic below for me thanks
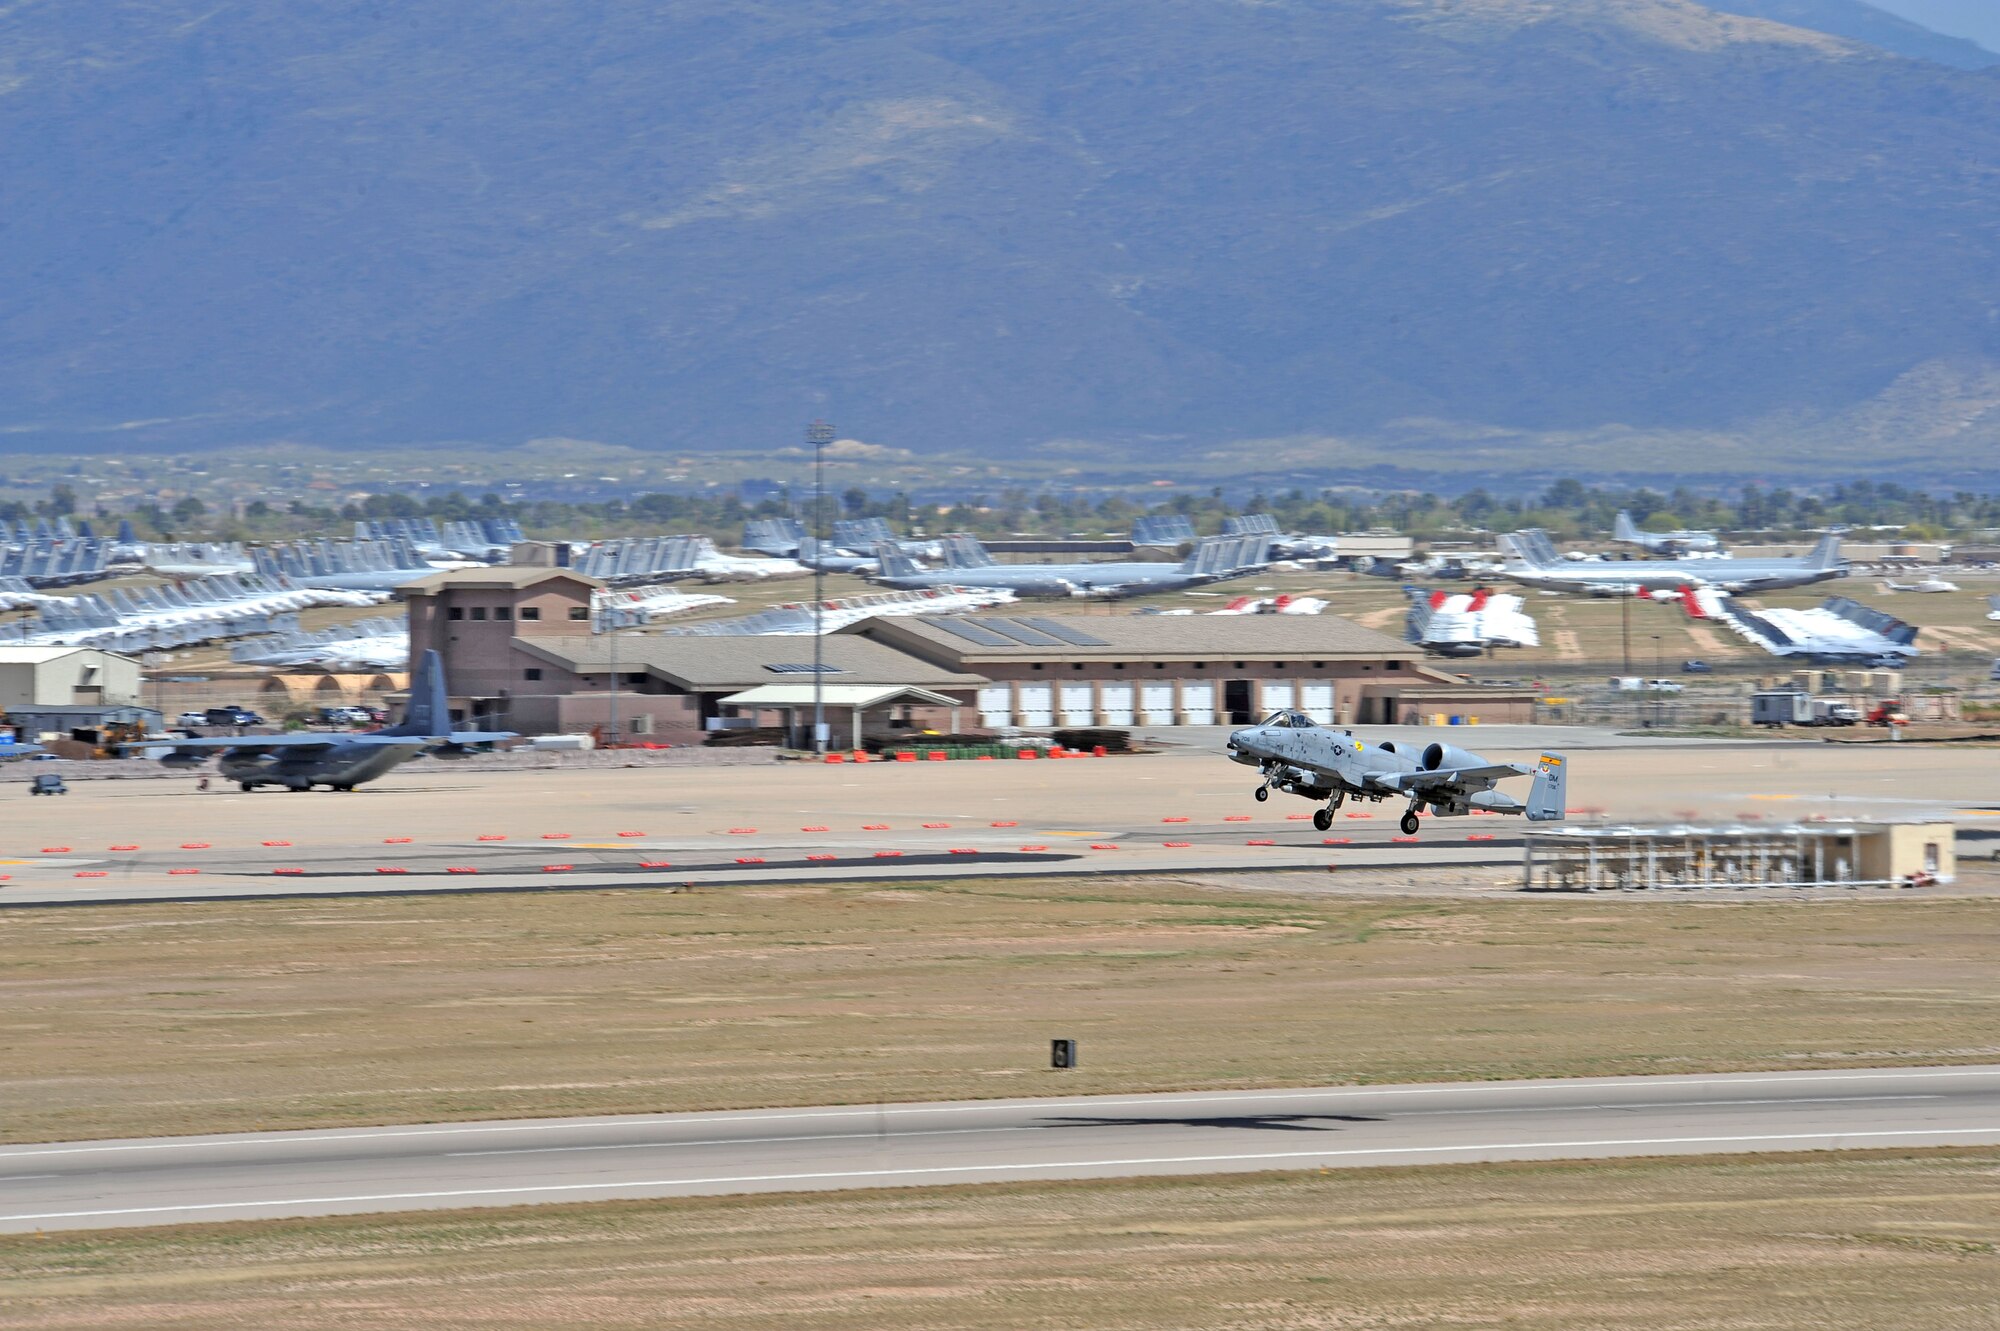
[4,1066,1996,1232]
[8,729,1992,907]
[0,822,1519,906]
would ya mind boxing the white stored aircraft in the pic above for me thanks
[1613,511,1721,554]
[1501,529,1845,595]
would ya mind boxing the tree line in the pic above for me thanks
[5,477,1986,546]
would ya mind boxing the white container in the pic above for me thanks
[527,734,597,752]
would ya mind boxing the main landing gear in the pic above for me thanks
[1253,785,1269,802]
[1399,810,1422,836]
[1311,793,1345,833]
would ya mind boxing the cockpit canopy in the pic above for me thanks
[1259,709,1317,729]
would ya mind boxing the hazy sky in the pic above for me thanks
[1869,1,2000,51]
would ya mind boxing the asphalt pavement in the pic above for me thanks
[4,1066,1996,1232]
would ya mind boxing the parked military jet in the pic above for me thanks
[1613,511,1721,555]
[1226,710,1566,835]
[133,650,512,791]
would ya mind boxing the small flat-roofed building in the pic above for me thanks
[1524,820,1955,891]
[848,613,1531,727]
[510,634,987,746]
[0,645,142,710]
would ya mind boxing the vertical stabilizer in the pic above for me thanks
[874,541,921,579]
[384,648,450,739]
[1810,534,1843,570]
[1526,753,1567,822]
[1614,511,1643,544]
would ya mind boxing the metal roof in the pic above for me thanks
[517,635,985,691]
[0,646,100,664]
[853,613,1424,662]
[718,684,961,709]
[398,567,605,593]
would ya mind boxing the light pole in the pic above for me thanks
[808,419,835,754]
[607,602,620,749]
[1652,633,1664,730]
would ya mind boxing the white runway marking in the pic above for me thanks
[0,1070,1985,1160]
[8,1128,2000,1225]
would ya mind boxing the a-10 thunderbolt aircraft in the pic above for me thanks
[135,649,512,791]
[1226,710,1566,835]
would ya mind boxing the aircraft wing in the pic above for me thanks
[1386,763,1529,789]
[127,734,425,753]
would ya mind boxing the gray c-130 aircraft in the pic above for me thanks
[1226,710,1566,835]
[136,649,513,791]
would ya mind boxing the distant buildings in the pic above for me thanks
[400,567,1536,743]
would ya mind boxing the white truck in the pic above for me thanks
[1751,690,1813,727]
[1751,691,1859,727]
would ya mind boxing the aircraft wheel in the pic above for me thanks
[239,781,254,792]
[1313,808,1332,832]
[1400,812,1421,836]
[1253,786,1268,803]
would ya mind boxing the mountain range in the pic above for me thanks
[4,1,2000,475]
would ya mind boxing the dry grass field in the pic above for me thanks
[8,880,2000,1144]
[5,1149,1998,1329]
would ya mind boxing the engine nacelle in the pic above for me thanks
[1421,742,1483,772]
[158,751,208,768]
[427,742,490,761]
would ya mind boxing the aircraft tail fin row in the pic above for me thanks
[1525,753,1566,822]
[874,541,922,578]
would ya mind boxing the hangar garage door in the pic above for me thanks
[1140,682,1175,725]
[1100,683,1135,726]
[1059,683,1095,726]
[978,685,1013,728]
[1259,682,1295,714]
[1017,683,1054,728]
[1301,683,1335,724]
[1181,681,1215,726]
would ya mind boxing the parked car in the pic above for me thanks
[1681,659,1712,674]
[204,706,263,727]
[1645,679,1685,694]
[29,773,66,795]
[177,711,208,727]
